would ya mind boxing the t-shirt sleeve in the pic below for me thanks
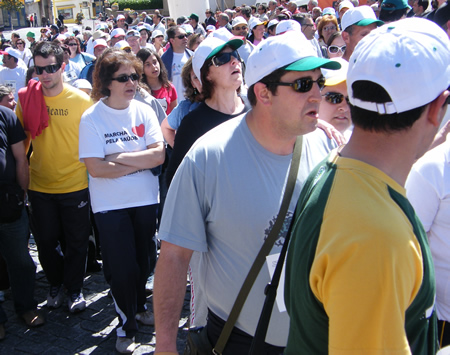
[5,109,26,144]
[144,109,164,146]
[79,112,106,161]
[169,83,178,101]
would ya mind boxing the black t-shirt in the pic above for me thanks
[0,106,26,183]
[166,101,251,186]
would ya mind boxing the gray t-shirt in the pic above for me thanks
[159,113,336,346]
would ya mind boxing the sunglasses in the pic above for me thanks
[210,50,239,67]
[176,34,188,39]
[68,43,78,46]
[272,76,326,93]
[111,73,140,83]
[35,63,62,75]
[233,26,248,31]
[16,42,24,45]
[323,92,349,105]
[328,45,346,54]
[323,25,337,31]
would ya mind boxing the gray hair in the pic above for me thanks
[0,85,13,101]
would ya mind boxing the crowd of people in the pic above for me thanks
[0,0,449,354]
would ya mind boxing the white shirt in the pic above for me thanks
[0,65,27,101]
[171,51,189,100]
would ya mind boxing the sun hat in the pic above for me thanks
[232,16,247,28]
[275,19,302,35]
[347,18,450,114]
[245,31,341,87]
[341,5,384,31]
[322,58,349,86]
[192,36,244,85]
[111,28,126,38]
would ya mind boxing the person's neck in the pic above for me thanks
[103,96,130,110]
[147,77,162,91]
[245,107,297,155]
[42,82,64,97]
[205,89,243,115]
[172,45,185,54]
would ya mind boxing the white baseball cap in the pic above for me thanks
[93,39,108,48]
[180,23,194,35]
[322,7,336,16]
[151,30,164,39]
[212,27,233,42]
[114,40,131,50]
[4,47,21,60]
[341,5,383,32]
[117,14,125,21]
[232,16,247,28]
[245,31,341,87]
[126,29,139,39]
[206,25,216,32]
[339,0,355,12]
[192,36,244,85]
[348,18,450,114]
[296,0,309,6]
[322,58,349,86]
[275,20,302,35]
[72,79,92,90]
[111,28,126,38]
[268,19,279,28]
[248,17,266,30]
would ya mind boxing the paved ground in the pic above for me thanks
[0,237,191,354]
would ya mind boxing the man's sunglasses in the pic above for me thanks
[111,73,140,83]
[176,34,188,39]
[35,63,62,75]
[210,51,239,67]
[272,76,326,93]
[323,92,349,105]
[328,45,346,54]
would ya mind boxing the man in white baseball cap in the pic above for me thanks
[341,5,384,61]
[110,28,126,47]
[285,17,450,354]
[154,31,340,355]
[231,16,255,64]
[0,47,27,101]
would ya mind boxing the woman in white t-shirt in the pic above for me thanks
[78,48,165,354]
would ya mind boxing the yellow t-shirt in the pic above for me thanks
[17,84,93,193]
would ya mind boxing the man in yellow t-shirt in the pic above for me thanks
[16,42,93,314]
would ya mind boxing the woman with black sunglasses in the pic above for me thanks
[63,37,94,69]
[78,48,165,354]
[165,36,251,187]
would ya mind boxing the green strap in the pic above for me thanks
[212,135,303,355]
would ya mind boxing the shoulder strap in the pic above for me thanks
[212,135,303,355]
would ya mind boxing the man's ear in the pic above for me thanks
[341,30,350,45]
[253,82,273,106]
[61,62,66,71]
[427,90,449,127]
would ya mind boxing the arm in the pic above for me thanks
[104,141,165,169]
[161,118,176,148]
[83,157,141,178]
[317,119,346,146]
[168,99,178,116]
[154,241,193,354]
[11,140,29,193]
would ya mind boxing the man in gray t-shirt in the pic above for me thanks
[153,32,341,355]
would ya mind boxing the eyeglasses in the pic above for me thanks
[323,25,337,31]
[272,76,326,93]
[328,45,346,54]
[323,92,349,105]
[68,43,78,46]
[210,51,239,67]
[111,73,140,83]
[176,34,188,39]
[35,63,62,75]
[16,42,24,45]
[233,26,248,31]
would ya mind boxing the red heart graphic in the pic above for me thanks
[132,124,145,137]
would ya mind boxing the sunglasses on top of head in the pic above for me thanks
[322,92,349,105]
[271,76,326,93]
[209,50,240,67]
[111,73,140,83]
[35,63,62,75]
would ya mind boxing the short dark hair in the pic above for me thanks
[33,41,64,66]
[0,85,13,101]
[379,7,407,22]
[92,47,142,101]
[292,13,312,26]
[350,80,427,132]
[259,4,267,12]
[247,67,287,106]
[417,0,430,10]
[166,25,180,45]
[241,5,252,18]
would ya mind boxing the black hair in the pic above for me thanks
[33,41,64,65]
[247,67,287,106]
[379,8,408,22]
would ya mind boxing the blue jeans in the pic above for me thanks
[28,189,90,293]
[0,209,37,323]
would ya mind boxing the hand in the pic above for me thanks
[317,119,346,146]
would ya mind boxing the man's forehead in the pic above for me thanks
[282,68,321,79]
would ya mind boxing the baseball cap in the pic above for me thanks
[268,19,279,28]
[212,27,233,41]
[189,13,199,22]
[245,31,341,87]
[248,17,266,30]
[323,7,336,16]
[341,5,384,31]
[4,47,21,60]
[151,30,164,39]
[232,16,247,28]
[117,14,125,21]
[26,31,35,39]
[93,39,108,48]
[180,24,194,35]
[111,28,126,38]
[339,0,355,12]
[192,36,244,85]
[275,20,302,35]
[296,0,309,6]
[347,18,450,114]
[322,58,349,86]
[380,0,411,10]
[126,29,139,39]
[114,40,132,50]
[72,79,92,90]
[206,25,216,32]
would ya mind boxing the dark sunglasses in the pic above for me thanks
[176,34,188,39]
[328,45,346,54]
[16,42,24,45]
[111,73,140,83]
[68,43,78,46]
[210,50,239,67]
[323,92,349,105]
[35,63,62,75]
[272,76,326,93]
